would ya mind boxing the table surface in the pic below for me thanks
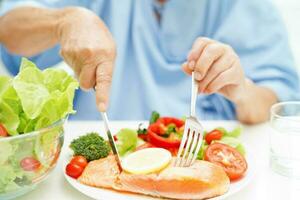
[15,121,300,200]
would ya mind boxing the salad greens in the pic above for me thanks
[212,126,245,155]
[0,58,78,194]
[115,129,139,156]
[0,57,79,136]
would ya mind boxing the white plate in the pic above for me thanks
[63,122,254,200]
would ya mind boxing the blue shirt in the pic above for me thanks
[1,0,299,120]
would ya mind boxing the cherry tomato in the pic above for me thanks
[205,129,223,144]
[20,157,41,171]
[204,143,247,181]
[66,163,84,179]
[135,142,156,151]
[70,156,88,168]
[0,124,8,137]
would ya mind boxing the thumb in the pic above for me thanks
[95,61,114,112]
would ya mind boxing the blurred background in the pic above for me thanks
[1,0,300,75]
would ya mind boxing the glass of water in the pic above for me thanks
[270,101,300,178]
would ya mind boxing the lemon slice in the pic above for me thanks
[122,148,172,174]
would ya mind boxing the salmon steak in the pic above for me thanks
[78,156,230,200]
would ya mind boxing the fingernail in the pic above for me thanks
[98,103,107,112]
[188,61,195,70]
[195,72,202,80]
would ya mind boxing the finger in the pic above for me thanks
[60,49,82,77]
[198,53,236,92]
[79,65,97,90]
[194,43,225,81]
[181,62,193,75]
[95,60,114,112]
[205,65,237,94]
[187,37,213,69]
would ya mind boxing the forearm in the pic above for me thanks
[234,79,278,124]
[0,6,87,57]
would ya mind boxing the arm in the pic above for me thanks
[182,38,278,125]
[0,6,62,57]
[232,79,277,124]
[183,0,299,124]
[0,6,116,111]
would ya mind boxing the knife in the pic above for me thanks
[101,112,123,171]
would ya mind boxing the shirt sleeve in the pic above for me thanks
[213,0,300,102]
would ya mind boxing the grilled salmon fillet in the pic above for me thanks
[78,156,230,200]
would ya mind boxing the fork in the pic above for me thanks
[174,72,204,167]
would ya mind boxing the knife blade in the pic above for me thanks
[101,112,123,171]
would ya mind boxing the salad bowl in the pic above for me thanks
[0,118,66,200]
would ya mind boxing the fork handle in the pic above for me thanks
[191,72,198,117]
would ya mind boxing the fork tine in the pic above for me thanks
[184,130,199,166]
[179,130,194,167]
[175,124,189,166]
[189,131,203,166]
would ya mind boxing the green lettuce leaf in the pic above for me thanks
[0,166,17,193]
[116,129,138,156]
[0,100,19,135]
[0,58,79,135]
[218,136,246,156]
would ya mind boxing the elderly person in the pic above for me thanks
[0,0,299,124]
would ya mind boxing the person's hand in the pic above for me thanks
[57,7,116,111]
[182,37,247,103]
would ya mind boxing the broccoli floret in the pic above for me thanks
[70,133,111,161]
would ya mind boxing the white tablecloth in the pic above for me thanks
[15,121,300,200]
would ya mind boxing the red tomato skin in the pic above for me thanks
[204,143,247,181]
[0,124,8,137]
[205,130,223,144]
[66,163,84,179]
[70,156,88,168]
[20,157,41,171]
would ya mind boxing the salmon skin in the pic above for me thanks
[78,156,230,200]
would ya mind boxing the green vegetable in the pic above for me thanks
[116,129,138,156]
[197,142,208,160]
[217,136,246,156]
[0,166,17,193]
[218,126,243,138]
[0,58,79,135]
[149,111,160,124]
[70,133,110,161]
[0,58,78,194]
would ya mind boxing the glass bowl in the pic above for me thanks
[0,118,66,200]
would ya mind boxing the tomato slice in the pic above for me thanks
[205,129,223,144]
[0,124,8,137]
[70,156,88,168]
[204,143,247,181]
[20,157,41,171]
[66,163,84,179]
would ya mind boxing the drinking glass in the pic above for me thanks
[270,102,300,178]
